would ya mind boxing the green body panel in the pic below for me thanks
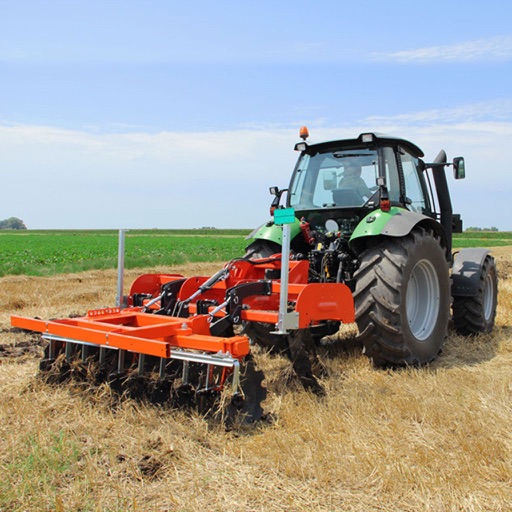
[350,206,436,246]
[350,207,404,241]
[248,207,437,249]
[247,218,302,245]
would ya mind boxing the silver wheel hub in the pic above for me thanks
[482,271,495,322]
[406,259,440,341]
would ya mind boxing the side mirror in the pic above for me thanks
[453,157,465,179]
[322,170,337,190]
[269,187,287,216]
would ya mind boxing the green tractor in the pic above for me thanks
[245,129,498,367]
[9,129,500,419]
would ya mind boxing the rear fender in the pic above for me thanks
[349,207,447,254]
[451,248,491,297]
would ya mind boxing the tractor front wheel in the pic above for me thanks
[244,239,281,260]
[354,227,450,366]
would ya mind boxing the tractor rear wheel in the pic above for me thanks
[452,255,498,335]
[353,227,450,366]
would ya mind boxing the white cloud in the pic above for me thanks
[375,36,512,63]
[1,104,511,231]
[363,99,512,125]
[0,124,299,229]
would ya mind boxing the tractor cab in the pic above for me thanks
[288,132,433,232]
[279,130,466,249]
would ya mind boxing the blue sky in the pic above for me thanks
[1,0,511,230]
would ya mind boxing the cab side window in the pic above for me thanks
[400,152,427,212]
[382,147,401,203]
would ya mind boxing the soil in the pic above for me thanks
[0,328,46,360]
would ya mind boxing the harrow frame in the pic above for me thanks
[11,308,249,395]
[10,227,355,413]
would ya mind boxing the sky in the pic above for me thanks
[1,0,511,230]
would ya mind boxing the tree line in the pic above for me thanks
[0,217,27,230]
[465,226,499,232]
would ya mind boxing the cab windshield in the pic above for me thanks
[289,148,379,209]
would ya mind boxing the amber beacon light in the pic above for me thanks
[299,126,309,140]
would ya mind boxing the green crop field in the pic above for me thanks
[452,230,512,247]
[0,229,510,277]
[0,229,251,277]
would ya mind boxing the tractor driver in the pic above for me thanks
[338,163,372,199]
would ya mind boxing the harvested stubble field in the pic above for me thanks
[0,251,511,511]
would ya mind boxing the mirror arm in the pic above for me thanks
[269,187,288,215]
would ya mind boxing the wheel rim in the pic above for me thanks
[406,259,440,341]
[483,271,495,322]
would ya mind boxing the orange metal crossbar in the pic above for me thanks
[11,309,250,360]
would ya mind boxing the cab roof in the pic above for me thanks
[303,132,425,158]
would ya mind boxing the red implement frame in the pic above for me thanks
[10,255,355,391]
[11,308,250,395]
[11,309,250,359]
[131,258,355,327]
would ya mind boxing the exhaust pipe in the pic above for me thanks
[430,150,453,258]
